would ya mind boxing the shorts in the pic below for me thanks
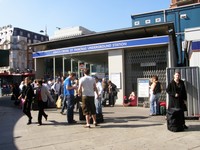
[82,96,96,115]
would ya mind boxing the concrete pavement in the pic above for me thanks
[0,96,200,150]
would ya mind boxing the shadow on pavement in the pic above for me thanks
[0,96,23,150]
[186,124,200,132]
[100,123,163,128]
[103,115,149,123]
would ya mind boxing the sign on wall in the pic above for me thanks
[137,78,149,98]
[110,73,121,89]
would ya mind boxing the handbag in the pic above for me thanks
[56,96,62,108]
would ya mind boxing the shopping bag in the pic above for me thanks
[56,96,62,108]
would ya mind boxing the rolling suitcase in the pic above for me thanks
[96,113,104,123]
[167,108,184,132]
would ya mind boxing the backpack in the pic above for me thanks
[153,82,161,95]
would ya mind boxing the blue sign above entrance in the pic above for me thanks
[33,35,169,58]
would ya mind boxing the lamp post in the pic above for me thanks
[40,26,48,36]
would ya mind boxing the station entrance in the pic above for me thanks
[43,51,108,80]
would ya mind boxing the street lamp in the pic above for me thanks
[40,26,48,36]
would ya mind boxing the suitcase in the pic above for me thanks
[167,108,184,132]
[89,113,104,124]
[96,113,104,123]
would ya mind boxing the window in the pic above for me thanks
[145,19,151,24]
[13,30,17,36]
[20,31,23,36]
[34,35,37,39]
[134,21,140,26]
[155,18,161,23]
[28,39,32,44]
[12,37,17,44]
[27,33,30,38]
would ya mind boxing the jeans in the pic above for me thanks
[66,95,75,123]
[150,93,161,115]
[95,97,102,114]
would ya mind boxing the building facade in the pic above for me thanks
[0,25,49,74]
[30,23,177,105]
[131,3,200,66]
[170,0,200,8]
[49,26,95,41]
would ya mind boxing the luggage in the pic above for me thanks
[167,108,184,132]
[96,113,104,123]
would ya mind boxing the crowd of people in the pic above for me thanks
[10,68,118,127]
[9,69,188,131]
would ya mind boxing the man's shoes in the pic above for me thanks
[27,118,32,125]
[27,121,32,125]
[68,120,77,124]
[184,125,188,129]
[93,122,98,127]
[38,123,42,126]
[84,125,91,128]
[149,114,156,116]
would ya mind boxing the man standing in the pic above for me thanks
[78,68,99,128]
[20,77,34,125]
[107,80,117,107]
[94,76,103,114]
[64,73,77,124]
[166,70,188,129]
[52,78,62,102]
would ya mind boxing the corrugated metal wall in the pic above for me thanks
[125,46,168,104]
[166,67,200,116]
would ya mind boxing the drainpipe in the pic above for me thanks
[163,10,166,22]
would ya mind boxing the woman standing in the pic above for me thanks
[149,75,162,116]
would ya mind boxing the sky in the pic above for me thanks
[0,0,170,36]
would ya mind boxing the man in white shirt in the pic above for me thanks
[94,76,103,114]
[78,68,99,128]
[52,78,61,102]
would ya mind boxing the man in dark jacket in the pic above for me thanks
[107,80,117,107]
[166,71,188,129]
[20,77,34,125]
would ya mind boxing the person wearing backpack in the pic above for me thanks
[149,75,162,116]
